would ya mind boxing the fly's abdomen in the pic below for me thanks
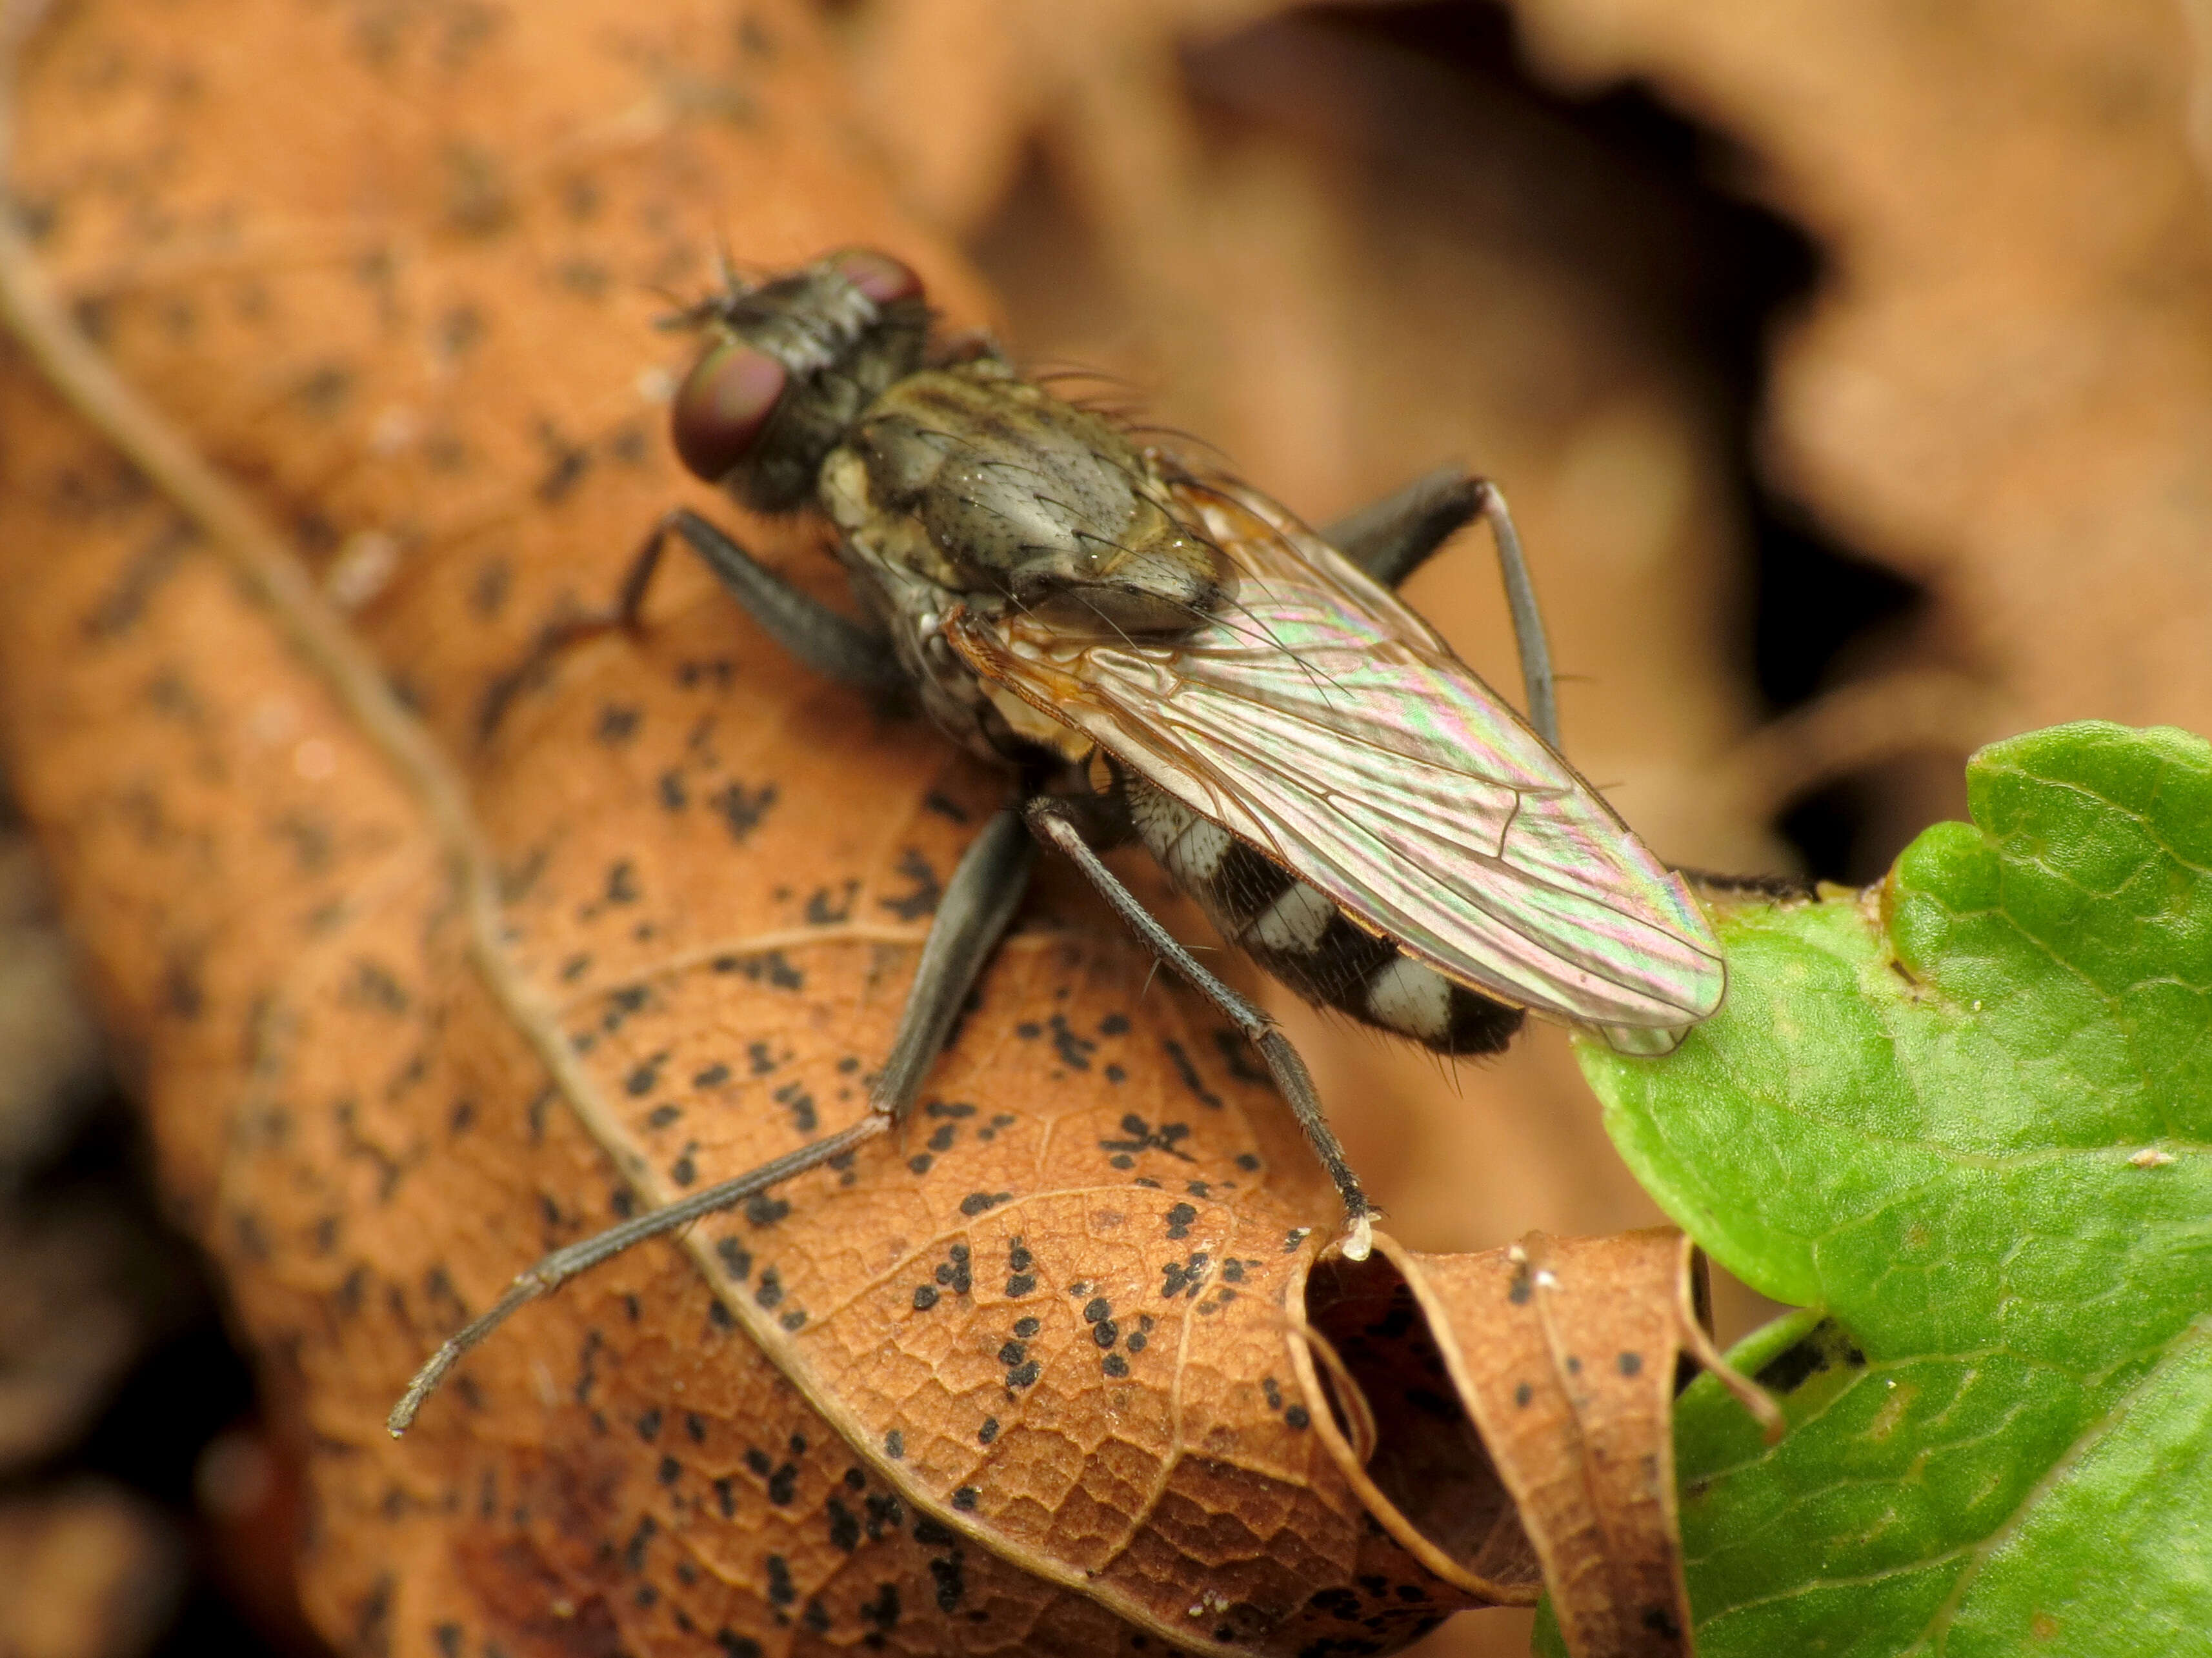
[1127,780,1523,1057]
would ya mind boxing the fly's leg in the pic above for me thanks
[479,505,902,735]
[861,806,1038,1124]
[388,1114,892,1435]
[1325,467,1558,748]
[1022,797,1377,1263]
[1324,464,1482,590]
[1474,483,1557,749]
[388,808,1036,1434]
[659,508,904,690]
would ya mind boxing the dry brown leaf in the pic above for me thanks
[0,3,1734,1654]
[1291,1230,1747,1658]
[1375,1234,1696,1658]
[0,1480,185,1658]
[1505,0,2212,739]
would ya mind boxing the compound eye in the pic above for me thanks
[825,246,923,307]
[670,339,788,484]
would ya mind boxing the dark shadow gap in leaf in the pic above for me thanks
[1303,1249,1519,1573]
[1183,1,1932,883]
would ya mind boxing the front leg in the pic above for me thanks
[479,506,903,735]
[661,508,905,692]
[1023,796,1377,1261]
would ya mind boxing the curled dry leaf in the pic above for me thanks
[0,2,1734,1653]
[1293,1232,1761,1658]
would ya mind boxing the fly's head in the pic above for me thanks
[672,246,1238,684]
[667,248,932,514]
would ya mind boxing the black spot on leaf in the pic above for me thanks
[712,781,778,842]
[880,848,942,920]
[1160,1039,1224,1109]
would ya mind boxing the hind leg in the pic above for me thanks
[1325,468,1556,748]
[1023,796,1376,1261]
[1324,464,1482,590]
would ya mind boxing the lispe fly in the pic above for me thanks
[391,248,1724,1432]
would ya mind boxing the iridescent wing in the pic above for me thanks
[945,477,1725,1049]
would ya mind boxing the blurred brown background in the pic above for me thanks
[5,2,2208,1655]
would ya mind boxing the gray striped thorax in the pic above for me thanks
[816,359,1233,766]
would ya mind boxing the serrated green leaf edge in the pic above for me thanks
[1569,723,2212,1657]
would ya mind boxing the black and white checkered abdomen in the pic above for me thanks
[1125,779,1523,1056]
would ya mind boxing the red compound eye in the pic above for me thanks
[825,246,923,306]
[670,339,788,483]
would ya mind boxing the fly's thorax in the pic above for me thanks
[816,357,1231,769]
[829,362,1236,636]
[810,461,1087,770]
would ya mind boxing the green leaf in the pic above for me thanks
[1576,722,2212,1655]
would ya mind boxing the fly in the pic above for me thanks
[390,248,1725,1432]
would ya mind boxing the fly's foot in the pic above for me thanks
[1336,1208,1376,1263]
[478,608,631,739]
